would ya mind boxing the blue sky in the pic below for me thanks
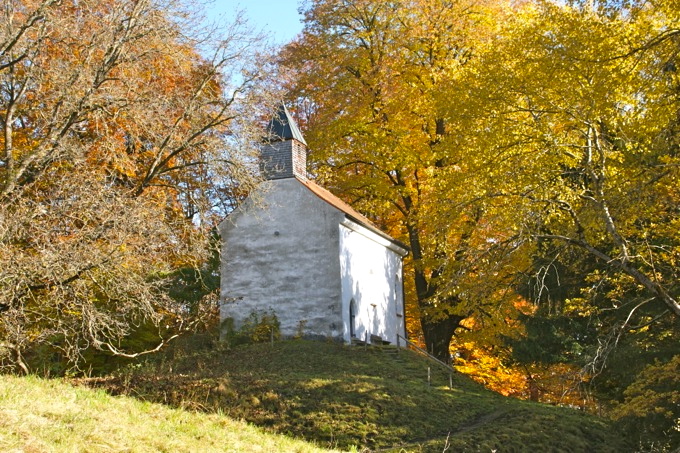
[205,1,305,45]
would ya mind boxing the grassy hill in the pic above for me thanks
[78,339,631,452]
[0,374,333,452]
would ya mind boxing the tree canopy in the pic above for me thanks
[281,0,527,362]
[0,0,274,372]
[280,0,678,443]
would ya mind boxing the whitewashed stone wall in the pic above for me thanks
[219,179,344,339]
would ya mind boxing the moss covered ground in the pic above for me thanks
[81,340,631,452]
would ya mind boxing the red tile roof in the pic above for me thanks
[297,177,408,252]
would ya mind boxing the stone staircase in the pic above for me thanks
[351,334,456,388]
[351,334,405,361]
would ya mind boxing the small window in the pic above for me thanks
[349,299,357,338]
[395,274,403,317]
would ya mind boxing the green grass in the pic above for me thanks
[81,340,632,452]
[0,374,334,452]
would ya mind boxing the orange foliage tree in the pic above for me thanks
[0,0,274,372]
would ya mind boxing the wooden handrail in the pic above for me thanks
[397,334,456,374]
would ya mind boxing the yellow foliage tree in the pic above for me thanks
[281,0,529,362]
[461,0,680,361]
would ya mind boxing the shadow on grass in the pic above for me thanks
[77,340,630,452]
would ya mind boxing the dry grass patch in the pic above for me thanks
[0,375,334,452]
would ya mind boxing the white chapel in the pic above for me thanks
[219,104,408,344]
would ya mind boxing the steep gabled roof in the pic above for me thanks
[260,102,407,255]
[265,103,307,146]
[297,177,409,254]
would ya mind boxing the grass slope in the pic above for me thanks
[84,340,631,452]
[0,374,332,452]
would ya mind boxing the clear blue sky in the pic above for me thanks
[205,1,305,45]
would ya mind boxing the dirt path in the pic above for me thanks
[371,409,510,452]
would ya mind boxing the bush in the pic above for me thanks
[223,310,280,346]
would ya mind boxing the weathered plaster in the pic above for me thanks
[220,178,344,339]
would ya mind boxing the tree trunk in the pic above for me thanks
[421,313,465,364]
[406,217,466,364]
[1,342,29,375]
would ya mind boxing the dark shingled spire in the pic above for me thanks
[265,103,307,146]
[260,103,308,180]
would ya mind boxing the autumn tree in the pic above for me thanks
[281,0,527,362]
[611,355,680,449]
[283,1,678,418]
[0,0,274,372]
[463,0,680,366]
[436,0,680,427]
